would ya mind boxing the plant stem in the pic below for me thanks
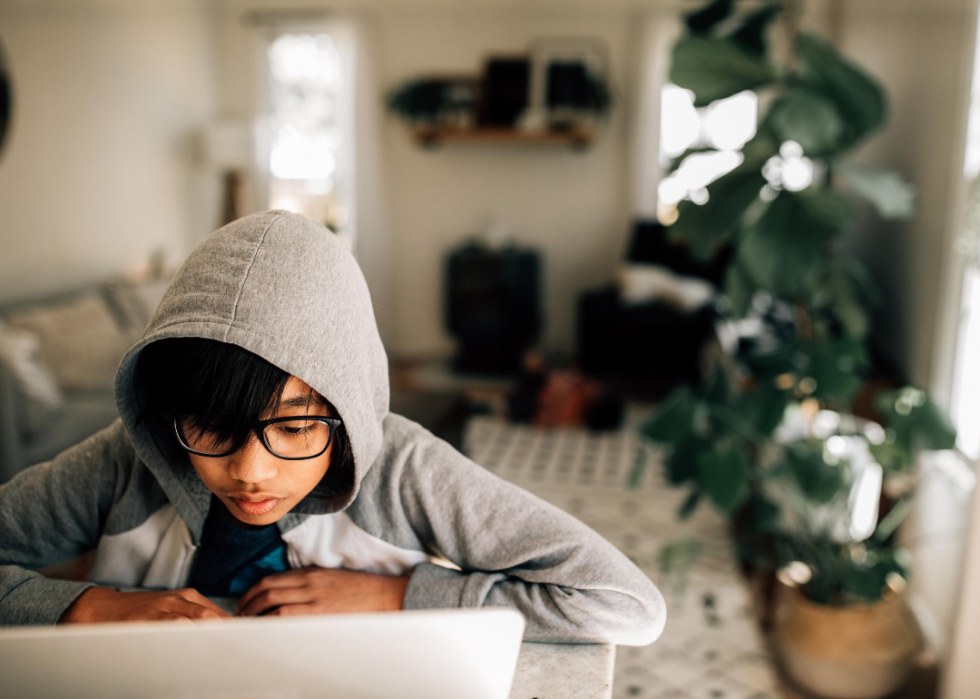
[708,403,778,448]
[874,492,916,543]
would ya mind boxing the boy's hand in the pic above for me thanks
[59,587,233,624]
[236,567,410,617]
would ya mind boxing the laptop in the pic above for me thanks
[0,607,525,699]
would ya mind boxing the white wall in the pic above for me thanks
[942,480,980,699]
[832,0,979,657]
[836,0,978,389]
[209,0,660,357]
[377,9,635,356]
[0,0,216,302]
[209,0,979,364]
[0,0,970,366]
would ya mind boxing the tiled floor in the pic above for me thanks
[463,408,789,699]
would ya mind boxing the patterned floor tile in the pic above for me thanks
[683,675,767,699]
[463,412,788,699]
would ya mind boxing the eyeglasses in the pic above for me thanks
[173,415,342,460]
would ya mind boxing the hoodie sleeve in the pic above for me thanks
[0,421,129,626]
[352,416,666,646]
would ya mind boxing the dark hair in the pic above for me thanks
[133,337,354,499]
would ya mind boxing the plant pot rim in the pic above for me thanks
[776,570,902,613]
[774,572,922,667]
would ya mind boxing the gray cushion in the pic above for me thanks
[0,322,64,438]
[5,293,134,392]
[21,390,119,468]
[102,277,171,337]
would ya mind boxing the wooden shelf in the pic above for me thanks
[411,126,594,149]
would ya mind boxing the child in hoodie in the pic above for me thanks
[0,211,665,644]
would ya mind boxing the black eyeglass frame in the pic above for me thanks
[172,415,343,460]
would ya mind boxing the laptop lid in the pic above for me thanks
[0,608,526,699]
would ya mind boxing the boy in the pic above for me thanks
[0,211,665,644]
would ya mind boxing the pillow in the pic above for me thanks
[616,263,715,312]
[102,277,171,338]
[0,322,65,438]
[5,293,134,391]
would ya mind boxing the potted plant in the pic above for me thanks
[762,396,953,698]
[632,1,959,697]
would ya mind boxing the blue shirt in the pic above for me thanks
[186,496,291,597]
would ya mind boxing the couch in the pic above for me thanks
[0,276,169,483]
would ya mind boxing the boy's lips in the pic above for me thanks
[229,493,280,502]
[228,494,283,516]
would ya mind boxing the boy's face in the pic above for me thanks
[186,376,335,525]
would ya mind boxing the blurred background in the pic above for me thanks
[1,0,980,698]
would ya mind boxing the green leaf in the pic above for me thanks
[643,386,700,444]
[810,258,880,339]
[387,79,452,123]
[794,33,887,149]
[837,163,917,221]
[831,289,870,339]
[671,130,780,261]
[671,167,768,261]
[875,387,957,456]
[725,259,756,318]
[839,256,882,307]
[627,441,650,489]
[742,127,783,168]
[783,442,849,504]
[671,36,778,107]
[843,560,888,602]
[703,363,735,406]
[807,337,869,404]
[738,189,855,295]
[767,88,846,156]
[665,439,704,486]
[678,490,702,519]
[696,446,751,514]
[841,546,909,603]
[729,3,781,56]
[873,495,916,543]
[746,493,781,533]
[869,436,913,476]
[800,186,858,231]
[657,536,702,596]
[824,279,870,338]
[743,339,800,379]
[737,381,790,436]
[916,401,957,450]
[684,0,734,35]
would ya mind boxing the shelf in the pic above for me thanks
[411,126,594,149]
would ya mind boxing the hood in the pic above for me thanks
[114,211,390,538]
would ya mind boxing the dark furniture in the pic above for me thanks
[576,220,728,396]
[445,242,541,375]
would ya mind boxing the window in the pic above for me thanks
[949,265,980,457]
[945,15,980,459]
[262,28,356,247]
[656,84,757,224]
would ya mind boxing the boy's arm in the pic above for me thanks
[0,421,128,626]
[355,418,666,646]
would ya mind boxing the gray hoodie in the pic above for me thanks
[0,210,666,643]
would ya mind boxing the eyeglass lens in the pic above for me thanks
[178,418,332,458]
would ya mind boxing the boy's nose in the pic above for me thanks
[226,435,279,483]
